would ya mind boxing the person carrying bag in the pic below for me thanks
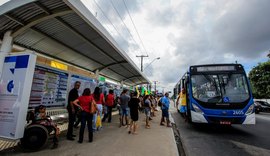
[73,88,95,143]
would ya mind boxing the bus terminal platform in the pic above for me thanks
[0,110,179,156]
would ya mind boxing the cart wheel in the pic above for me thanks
[20,124,49,151]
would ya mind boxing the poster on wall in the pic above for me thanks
[0,53,36,139]
[28,66,68,108]
[69,75,97,96]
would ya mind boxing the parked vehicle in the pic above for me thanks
[254,102,263,114]
[255,101,270,112]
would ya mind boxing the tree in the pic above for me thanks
[248,61,270,99]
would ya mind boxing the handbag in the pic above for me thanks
[89,99,97,114]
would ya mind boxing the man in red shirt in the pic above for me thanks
[102,90,115,123]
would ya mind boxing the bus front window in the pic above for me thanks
[191,74,250,103]
[191,75,222,103]
[221,74,249,102]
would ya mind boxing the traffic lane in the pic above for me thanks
[172,110,270,156]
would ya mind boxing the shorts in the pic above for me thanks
[145,107,151,117]
[180,106,187,113]
[120,106,129,116]
[162,109,169,118]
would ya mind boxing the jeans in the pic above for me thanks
[102,106,113,122]
[67,109,75,138]
[92,104,103,130]
[79,111,93,142]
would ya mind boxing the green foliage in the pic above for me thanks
[248,61,270,98]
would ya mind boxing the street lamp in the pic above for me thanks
[143,57,160,72]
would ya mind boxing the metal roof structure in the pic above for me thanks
[0,0,150,85]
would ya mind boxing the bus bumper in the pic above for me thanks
[202,113,256,124]
[242,113,255,124]
[191,111,208,123]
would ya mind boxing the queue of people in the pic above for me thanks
[34,81,173,149]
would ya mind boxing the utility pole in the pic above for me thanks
[153,81,158,95]
[136,55,148,72]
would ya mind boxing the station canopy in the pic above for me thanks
[0,0,150,86]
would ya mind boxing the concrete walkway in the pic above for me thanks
[1,110,178,156]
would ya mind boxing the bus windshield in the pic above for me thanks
[191,73,250,103]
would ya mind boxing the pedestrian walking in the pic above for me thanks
[66,81,80,140]
[128,92,140,134]
[73,88,95,143]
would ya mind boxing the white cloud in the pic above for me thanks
[82,0,270,92]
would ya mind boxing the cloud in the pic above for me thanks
[213,0,270,59]
[83,0,270,92]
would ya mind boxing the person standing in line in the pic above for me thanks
[66,81,81,140]
[160,92,172,127]
[138,95,144,113]
[73,88,95,143]
[119,89,130,127]
[102,89,114,123]
[92,87,105,131]
[144,95,151,129]
[150,95,157,117]
[128,91,140,134]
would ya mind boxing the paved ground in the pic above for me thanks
[1,110,178,156]
[172,108,270,156]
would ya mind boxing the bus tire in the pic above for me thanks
[20,125,49,151]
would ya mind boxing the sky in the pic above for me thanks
[0,0,269,93]
[81,0,270,92]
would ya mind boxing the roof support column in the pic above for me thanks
[95,69,99,83]
[0,30,13,77]
[121,80,124,89]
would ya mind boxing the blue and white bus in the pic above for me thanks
[174,64,255,124]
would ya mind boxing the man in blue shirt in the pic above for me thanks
[160,92,172,127]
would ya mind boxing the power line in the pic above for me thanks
[109,0,144,56]
[92,0,126,43]
[122,0,149,56]
[92,0,142,63]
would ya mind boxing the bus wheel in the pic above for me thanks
[20,125,49,151]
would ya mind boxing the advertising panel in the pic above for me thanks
[0,53,36,139]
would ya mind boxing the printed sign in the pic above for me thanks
[69,75,97,96]
[0,53,36,139]
[29,66,68,108]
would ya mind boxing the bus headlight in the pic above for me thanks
[192,103,203,114]
[245,104,254,115]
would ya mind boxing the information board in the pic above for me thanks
[69,75,97,96]
[29,66,68,108]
